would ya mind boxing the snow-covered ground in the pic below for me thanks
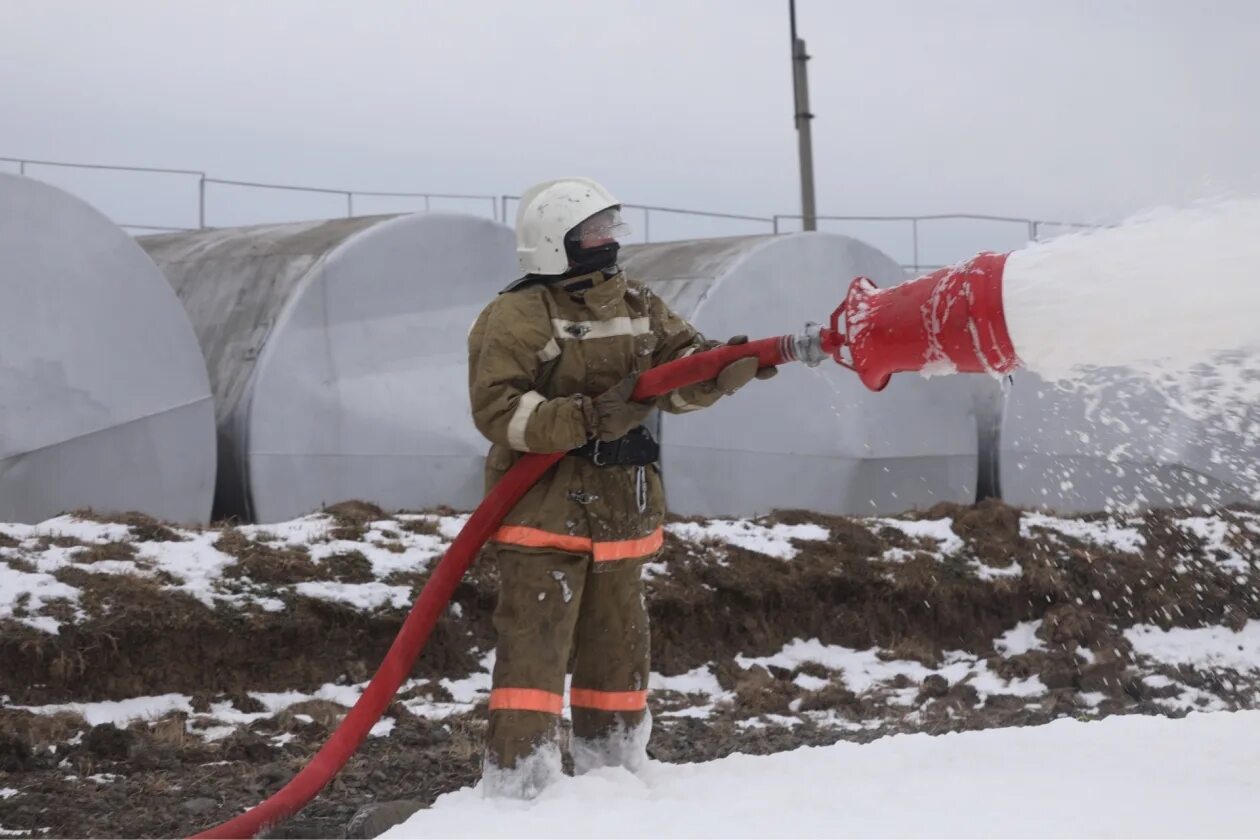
[386,709,1260,838]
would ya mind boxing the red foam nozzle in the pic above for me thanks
[836,252,1020,391]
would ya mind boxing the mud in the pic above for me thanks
[2,500,1259,838]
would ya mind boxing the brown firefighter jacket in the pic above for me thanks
[467,268,725,562]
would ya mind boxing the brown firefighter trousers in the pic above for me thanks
[486,548,651,769]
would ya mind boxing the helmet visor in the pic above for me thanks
[566,207,632,248]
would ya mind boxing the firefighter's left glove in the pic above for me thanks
[590,372,654,442]
[716,335,779,394]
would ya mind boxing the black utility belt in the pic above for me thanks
[569,426,659,467]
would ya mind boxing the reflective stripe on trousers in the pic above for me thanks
[490,687,649,714]
[490,525,664,563]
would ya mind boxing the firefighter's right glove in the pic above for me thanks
[589,373,653,441]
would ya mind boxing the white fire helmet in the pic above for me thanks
[515,177,632,275]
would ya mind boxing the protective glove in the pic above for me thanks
[715,335,779,394]
[589,372,654,441]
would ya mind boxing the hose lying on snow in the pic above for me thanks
[191,337,792,839]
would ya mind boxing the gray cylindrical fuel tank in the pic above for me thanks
[621,233,982,518]
[0,173,216,524]
[1000,365,1260,512]
[140,213,517,523]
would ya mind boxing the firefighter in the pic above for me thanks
[348,178,774,836]
[470,177,775,797]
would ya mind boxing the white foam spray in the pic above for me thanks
[998,199,1260,510]
[1003,199,1260,378]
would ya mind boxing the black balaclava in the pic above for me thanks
[563,236,620,277]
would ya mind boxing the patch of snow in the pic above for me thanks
[292,581,414,611]
[369,717,396,738]
[195,725,239,743]
[0,789,17,799]
[20,516,131,544]
[657,704,715,720]
[237,514,331,545]
[1177,517,1249,573]
[995,621,1045,656]
[970,560,1023,580]
[440,653,495,705]
[652,666,726,699]
[250,682,364,714]
[738,713,803,730]
[131,531,238,608]
[737,639,1045,702]
[666,520,829,561]
[434,514,471,540]
[1020,512,1146,553]
[640,560,668,580]
[1126,620,1260,671]
[792,673,830,692]
[398,513,471,541]
[308,539,438,579]
[0,562,82,634]
[867,518,962,556]
[86,774,119,784]
[13,693,192,727]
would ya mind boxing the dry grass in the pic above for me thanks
[72,541,139,564]
[277,699,348,729]
[318,550,374,583]
[324,500,388,541]
[0,709,88,751]
[72,509,187,543]
[215,530,320,584]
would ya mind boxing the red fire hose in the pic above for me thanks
[193,253,1020,838]
[191,337,806,839]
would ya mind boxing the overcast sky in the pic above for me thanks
[3,0,1257,264]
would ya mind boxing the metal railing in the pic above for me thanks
[2,155,207,228]
[773,213,1099,273]
[2,156,498,230]
[202,178,498,228]
[4,154,1099,268]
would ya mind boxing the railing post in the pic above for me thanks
[345,192,353,218]
[643,207,650,243]
[912,218,920,272]
[18,159,26,175]
[424,195,431,212]
[1028,219,1036,241]
[198,176,206,228]
[772,215,780,235]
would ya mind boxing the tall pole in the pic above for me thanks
[790,0,817,231]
